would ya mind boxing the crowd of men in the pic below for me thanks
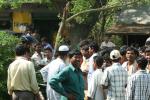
[7,35,150,100]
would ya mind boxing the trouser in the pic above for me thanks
[12,90,35,100]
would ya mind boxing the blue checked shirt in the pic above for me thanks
[126,70,150,100]
[101,63,128,100]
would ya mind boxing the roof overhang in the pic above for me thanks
[106,24,150,35]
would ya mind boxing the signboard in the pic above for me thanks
[13,11,32,33]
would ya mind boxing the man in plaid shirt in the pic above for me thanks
[126,56,150,100]
[101,50,128,100]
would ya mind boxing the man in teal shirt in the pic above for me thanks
[49,49,84,100]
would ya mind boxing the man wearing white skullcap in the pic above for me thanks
[40,45,69,100]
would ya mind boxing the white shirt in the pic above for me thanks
[40,57,66,100]
[88,69,104,100]
[100,41,115,49]
[31,51,44,67]
[88,53,98,89]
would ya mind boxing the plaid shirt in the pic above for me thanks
[101,63,128,100]
[126,70,150,100]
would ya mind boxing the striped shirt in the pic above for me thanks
[126,70,150,100]
[101,63,128,100]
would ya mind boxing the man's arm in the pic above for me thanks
[7,67,12,95]
[49,68,68,96]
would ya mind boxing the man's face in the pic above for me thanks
[70,55,82,68]
[145,51,150,61]
[35,45,42,52]
[89,47,93,56]
[44,50,52,59]
[126,50,136,61]
[80,49,90,59]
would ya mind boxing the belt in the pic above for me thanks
[13,90,32,93]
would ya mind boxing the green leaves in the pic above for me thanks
[0,31,20,99]
[71,0,93,23]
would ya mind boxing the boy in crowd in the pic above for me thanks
[126,56,150,100]
[87,55,104,100]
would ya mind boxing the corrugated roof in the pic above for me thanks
[107,24,150,35]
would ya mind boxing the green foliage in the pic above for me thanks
[0,0,52,9]
[71,0,94,23]
[0,31,20,99]
[111,35,123,48]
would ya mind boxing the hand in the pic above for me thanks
[35,91,44,100]
[67,94,76,100]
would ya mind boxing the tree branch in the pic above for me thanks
[66,0,139,23]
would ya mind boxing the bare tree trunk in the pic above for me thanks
[53,2,70,58]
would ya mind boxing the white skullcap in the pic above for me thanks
[58,45,69,51]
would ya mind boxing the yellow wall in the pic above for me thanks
[13,11,32,33]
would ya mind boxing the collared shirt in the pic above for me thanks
[7,57,39,95]
[101,63,128,100]
[87,69,104,100]
[88,53,98,89]
[122,61,137,77]
[31,51,44,67]
[126,70,150,100]
[40,57,66,100]
[49,64,84,100]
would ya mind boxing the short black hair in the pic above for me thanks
[81,45,89,51]
[136,56,148,70]
[34,42,41,47]
[126,47,136,53]
[126,47,139,56]
[139,46,146,52]
[93,55,103,68]
[44,47,52,52]
[15,44,26,56]
[120,45,128,56]
[79,39,89,48]
[145,47,150,52]
[89,41,99,52]
[68,49,81,58]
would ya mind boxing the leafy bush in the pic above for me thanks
[0,31,20,99]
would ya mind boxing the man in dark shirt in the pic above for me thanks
[49,49,84,100]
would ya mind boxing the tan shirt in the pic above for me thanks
[7,57,39,95]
